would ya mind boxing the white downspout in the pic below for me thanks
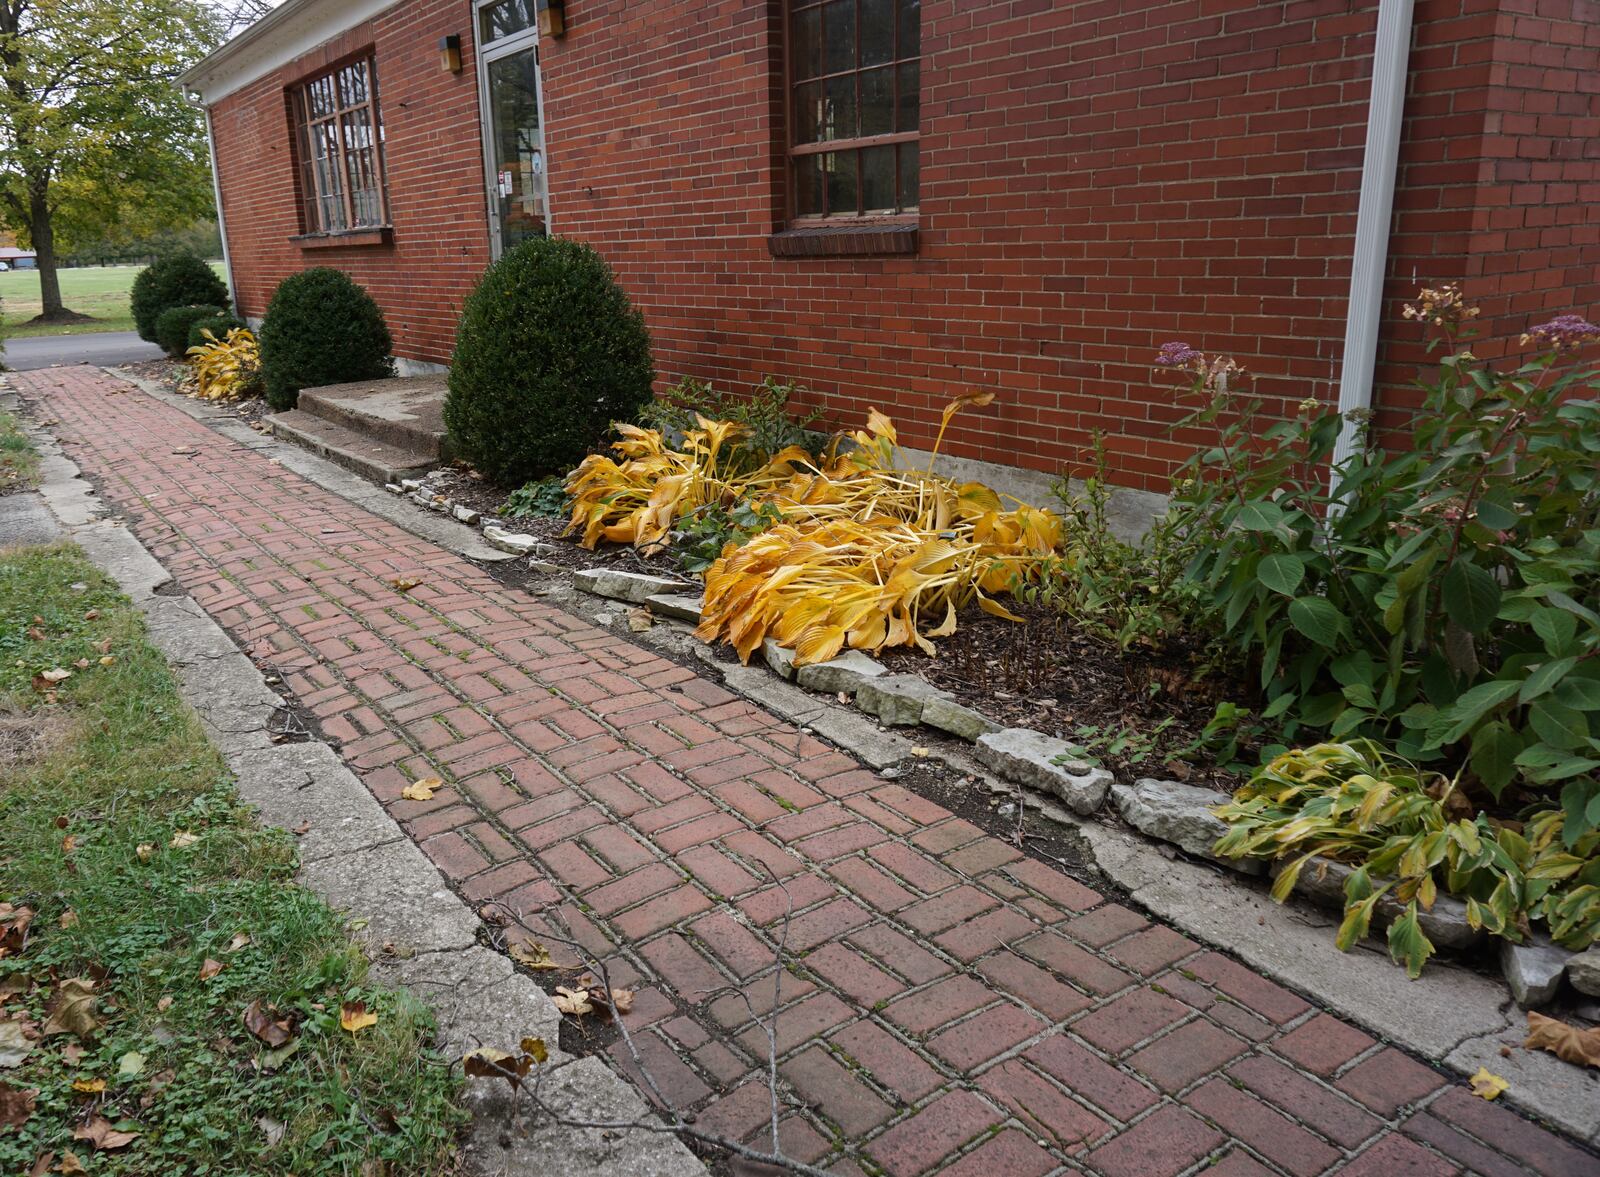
[196,97,239,311]
[1330,0,1416,487]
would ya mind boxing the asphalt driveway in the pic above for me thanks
[4,330,163,371]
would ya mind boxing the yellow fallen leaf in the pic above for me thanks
[507,940,562,971]
[168,832,198,849]
[339,1001,378,1034]
[401,777,441,802]
[520,1037,548,1065]
[98,656,115,667]
[1468,1066,1508,1100]
[70,1079,105,1094]
[463,1046,533,1088]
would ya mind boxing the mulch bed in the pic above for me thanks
[878,600,1250,792]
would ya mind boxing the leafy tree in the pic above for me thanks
[0,0,224,323]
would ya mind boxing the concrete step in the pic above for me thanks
[297,376,450,460]
[268,409,435,484]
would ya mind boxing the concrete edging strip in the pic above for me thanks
[8,386,707,1177]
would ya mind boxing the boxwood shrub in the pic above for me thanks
[258,267,394,411]
[445,237,655,485]
[131,252,229,343]
[187,310,248,351]
[154,304,226,358]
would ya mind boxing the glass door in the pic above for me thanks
[476,1,548,256]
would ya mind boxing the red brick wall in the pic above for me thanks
[1376,0,1600,430]
[209,0,491,367]
[209,0,1600,492]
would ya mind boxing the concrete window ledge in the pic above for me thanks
[291,226,394,250]
[767,222,917,258]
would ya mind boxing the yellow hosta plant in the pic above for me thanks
[184,328,262,402]
[565,416,811,551]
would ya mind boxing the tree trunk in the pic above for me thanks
[29,184,68,320]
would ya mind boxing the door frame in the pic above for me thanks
[473,0,550,258]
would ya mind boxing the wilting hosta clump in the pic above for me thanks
[184,327,263,402]
[567,391,1061,663]
[1213,741,1600,976]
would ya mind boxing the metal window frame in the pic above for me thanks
[474,0,551,259]
[783,0,921,221]
[293,54,390,235]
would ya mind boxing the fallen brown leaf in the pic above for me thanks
[507,940,562,971]
[0,1084,37,1131]
[552,986,593,1017]
[243,1000,294,1048]
[1525,1012,1600,1069]
[388,576,423,592]
[55,1152,85,1175]
[73,1113,139,1151]
[41,978,97,1039]
[198,958,224,982]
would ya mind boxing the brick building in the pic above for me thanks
[181,0,1600,497]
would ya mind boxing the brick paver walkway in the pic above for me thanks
[16,367,1596,1177]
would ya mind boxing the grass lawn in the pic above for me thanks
[0,543,465,1174]
[0,410,39,494]
[0,264,226,339]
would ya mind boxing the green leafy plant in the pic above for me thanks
[674,498,783,575]
[639,376,825,471]
[1168,295,1600,841]
[1213,741,1600,976]
[502,476,569,520]
[153,302,225,358]
[1020,436,1216,653]
[130,252,229,343]
[258,267,394,411]
[445,236,655,485]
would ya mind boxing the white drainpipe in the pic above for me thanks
[1331,0,1416,487]
[196,98,239,311]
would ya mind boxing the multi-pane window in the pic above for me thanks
[294,58,388,234]
[788,0,920,219]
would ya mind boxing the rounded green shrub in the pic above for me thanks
[131,252,229,343]
[445,237,655,485]
[257,267,394,411]
[187,310,248,351]
[154,304,225,358]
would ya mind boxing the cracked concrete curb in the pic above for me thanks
[10,391,707,1177]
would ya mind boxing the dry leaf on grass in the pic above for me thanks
[1468,1066,1508,1100]
[198,958,224,982]
[0,905,34,959]
[507,940,562,971]
[339,1001,378,1034]
[168,831,198,849]
[0,1023,32,1069]
[0,1084,36,1130]
[42,979,97,1039]
[56,1152,87,1175]
[73,1113,139,1150]
[135,843,154,863]
[227,932,251,953]
[243,1000,294,1048]
[70,1078,105,1094]
[401,777,441,802]
[1525,1012,1600,1069]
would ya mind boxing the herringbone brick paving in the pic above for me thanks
[16,366,1596,1177]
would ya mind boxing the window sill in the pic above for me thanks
[291,227,393,250]
[768,222,917,259]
